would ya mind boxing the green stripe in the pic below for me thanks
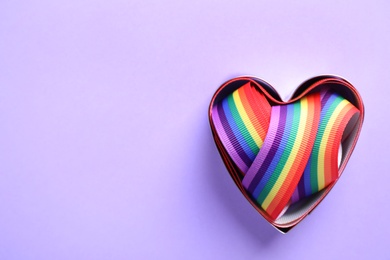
[227,94,259,155]
[256,101,301,205]
[310,95,344,193]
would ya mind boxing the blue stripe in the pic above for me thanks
[222,96,256,161]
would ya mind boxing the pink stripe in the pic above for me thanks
[242,106,281,187]
[212,105,248,171]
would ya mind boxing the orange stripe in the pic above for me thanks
[243,83,270,140]
[238,85,265,143]
[248,85,270,138]
[328,105,359,183]
[322,104,354,186]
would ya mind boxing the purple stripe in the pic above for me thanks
[321,89,333,108]
[216,102,253,171]
[250,104,292,197]
[291,188,299,203]
[297,168,307,201]
[212,105,248,171]
[242,105,287,190]
[319,88,326,100]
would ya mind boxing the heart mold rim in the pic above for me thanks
[208,75,365,233]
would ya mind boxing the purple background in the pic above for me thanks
[0,0,388,259]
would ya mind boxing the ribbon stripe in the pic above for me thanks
[212,82,360,220]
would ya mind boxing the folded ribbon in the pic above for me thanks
[211,82,360,220]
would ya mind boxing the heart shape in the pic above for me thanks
[208,75,364,233]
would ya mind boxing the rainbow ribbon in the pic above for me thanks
[212,82,360,220]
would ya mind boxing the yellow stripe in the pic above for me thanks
[232,90,263,148]
[262,97,309,210]
[317,99,349,190]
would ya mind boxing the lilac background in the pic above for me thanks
[0,0,389,259]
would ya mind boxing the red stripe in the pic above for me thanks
[238,84,266,142]
[244,83,271,139]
